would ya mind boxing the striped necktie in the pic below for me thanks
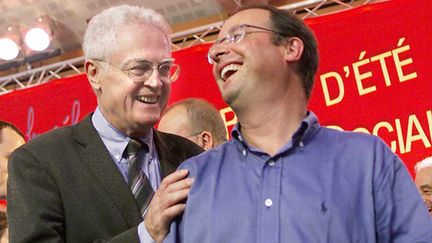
[126,138,155,217]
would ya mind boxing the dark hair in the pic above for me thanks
[0,120,25,140]
[165,98,227,145]
[237,5,319,99]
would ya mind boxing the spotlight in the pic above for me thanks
[0,38,20,60]
[23,16,54,55]
[22,15,60,64]
[24,27,51,52]
[0,16,60,70]
[0,25,24,70]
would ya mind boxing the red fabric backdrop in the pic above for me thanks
[0,0,430,176]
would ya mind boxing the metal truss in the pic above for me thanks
[0,0,377,95]
[0,56,84,93]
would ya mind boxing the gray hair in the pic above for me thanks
[415,156,432,173]
[83,5,171,60]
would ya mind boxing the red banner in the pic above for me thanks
[0,0,430,176]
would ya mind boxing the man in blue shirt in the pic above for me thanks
[165,5,432,243]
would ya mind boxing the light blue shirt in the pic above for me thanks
[92,107,159,242]
[165,111,432,243]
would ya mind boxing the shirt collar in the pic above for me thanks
[231,111,320,154]
[91,107,154,162]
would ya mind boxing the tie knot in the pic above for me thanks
[126,138,148,157]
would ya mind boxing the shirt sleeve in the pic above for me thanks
[373,138,432,242]
[138,222,156,243]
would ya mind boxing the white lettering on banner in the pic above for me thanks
[26,100,81,140]
[328,109,432,154]
[320,37,418,106]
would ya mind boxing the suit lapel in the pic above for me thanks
[153,130,180,178]
[72,115,142,226]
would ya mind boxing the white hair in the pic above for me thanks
[415,156,432,173]
[82,5,171,60]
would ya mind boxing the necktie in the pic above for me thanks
[126,138,155,217]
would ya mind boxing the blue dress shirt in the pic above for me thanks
[165,111,432,243]
[92,107,159,242]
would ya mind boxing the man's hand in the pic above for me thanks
[144,169,193,243]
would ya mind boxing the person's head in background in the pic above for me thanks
[0,121,25,199]
[415,156,432,215]
[158,98,227,150]
[83,5,179,137]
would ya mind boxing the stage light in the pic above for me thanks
[0,25,24,66]
[22,16,54,54]
[0,38,20,60]
[24,27,51,51]
[0,16,60,70]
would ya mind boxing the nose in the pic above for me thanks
[208,44,229,64]
[143,67,163,88]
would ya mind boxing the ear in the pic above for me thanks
[198,131,214,150]
[85,60,101,90]
[283,37,304,62]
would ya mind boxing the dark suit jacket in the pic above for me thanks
[8,115,203,243]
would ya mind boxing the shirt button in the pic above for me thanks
[264,199,273,207]
[268,160,275,166]
[242,150,247,156]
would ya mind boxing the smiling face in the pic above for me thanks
[415,167,432,215]
[208,9,290,111]
[88,23,172,137]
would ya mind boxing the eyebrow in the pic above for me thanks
[419,185,432,190]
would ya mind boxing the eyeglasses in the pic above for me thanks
[95,58,180,83]
[207,24,285,64]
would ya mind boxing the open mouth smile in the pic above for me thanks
[220,63,241,81]
[136,95,158,104]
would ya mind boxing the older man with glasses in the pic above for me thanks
[164,4,432,243]
[7,5,203,243]
[415,156,432,215]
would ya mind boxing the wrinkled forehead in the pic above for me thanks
[219,9,271,37]
[110,23,171,63]
[416,167,432,183]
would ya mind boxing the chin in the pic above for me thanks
[138,117,159,126]
[221,92,236,106]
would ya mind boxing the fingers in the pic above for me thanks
[144,169,194,242]
[163,203,187,220]
[162,187,190,208]
[154,177,193,209]
[159,169,189,189]
[166,177,194,193]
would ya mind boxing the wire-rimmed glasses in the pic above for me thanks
[95,58,180,83]
[207,24,285,64]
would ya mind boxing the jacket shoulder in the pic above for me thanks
[155,130,204,156]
